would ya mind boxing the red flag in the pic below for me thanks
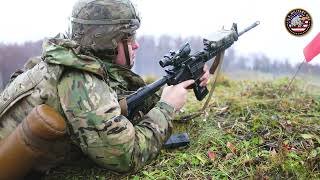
[303,32,320,62]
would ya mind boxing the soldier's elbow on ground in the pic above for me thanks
[83,117,137,173]
[76,114,165,173]
[91,153,133,173]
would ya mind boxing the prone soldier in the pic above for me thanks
[0,0,209,178]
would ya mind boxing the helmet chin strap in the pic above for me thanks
[122,39,132,69]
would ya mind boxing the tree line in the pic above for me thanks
[0,35,319,90]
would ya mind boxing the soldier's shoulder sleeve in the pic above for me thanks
[57,70,174,173]
[57,70,122,150]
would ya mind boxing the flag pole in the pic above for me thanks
[280,59,305,98]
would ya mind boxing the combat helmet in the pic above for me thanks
[70,0,140,65]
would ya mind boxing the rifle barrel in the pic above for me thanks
[238,21,260,36]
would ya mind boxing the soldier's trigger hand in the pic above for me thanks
[160,80,195,111]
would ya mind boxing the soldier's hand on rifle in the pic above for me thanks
[200,64,210,87]
[160,80,195,111]
[185,64,209,90]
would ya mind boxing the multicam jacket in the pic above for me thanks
[0,35,174,172]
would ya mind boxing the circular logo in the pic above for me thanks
[285,8,312,36]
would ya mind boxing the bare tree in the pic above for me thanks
[0,71,3,90]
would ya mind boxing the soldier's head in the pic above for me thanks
[70,0,141,68]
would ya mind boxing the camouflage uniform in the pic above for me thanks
[0,0,174,173]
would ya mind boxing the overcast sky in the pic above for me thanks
[0,0,319,65]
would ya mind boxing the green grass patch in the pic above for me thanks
[45,77,320,180]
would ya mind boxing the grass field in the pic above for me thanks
[45,75,320,180]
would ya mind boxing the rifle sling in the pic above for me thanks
[201,51,225,111]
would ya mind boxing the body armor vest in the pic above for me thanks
[0,61,64,140]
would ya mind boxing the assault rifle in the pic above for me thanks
[126,21,260,120]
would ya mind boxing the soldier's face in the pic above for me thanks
[115,39,140,68]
